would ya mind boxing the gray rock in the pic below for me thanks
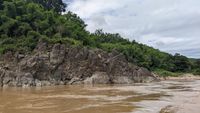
[18,73,35,87]
[50,44,65,65]
[112,76,135,84]
[0,42,158,87]
[84,72,110,84]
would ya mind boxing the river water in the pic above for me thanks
[0,80,200,113]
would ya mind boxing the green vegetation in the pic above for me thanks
[27,0,66,13]
[0,0,87,53]
[0,0,199,76]
[191,59,200,75]
[154,69,182,77]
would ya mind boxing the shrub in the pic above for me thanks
[153,69,181,77]
[192,69,200,75]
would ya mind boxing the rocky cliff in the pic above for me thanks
[0,42,157,87]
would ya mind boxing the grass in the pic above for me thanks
[153,69,183,77]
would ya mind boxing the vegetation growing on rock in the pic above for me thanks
[0,0,199,75]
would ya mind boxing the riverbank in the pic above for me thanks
[159,73,200,81]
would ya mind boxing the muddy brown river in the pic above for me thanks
[0,80,200,113]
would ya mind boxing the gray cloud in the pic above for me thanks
[67,0,200,58]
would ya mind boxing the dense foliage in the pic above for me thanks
[27,0,67,13]
[0,0,87,53]
[0,0,199,74]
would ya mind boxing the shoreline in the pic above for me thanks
[159,73,200,81]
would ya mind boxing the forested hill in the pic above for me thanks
[0,0,199,75]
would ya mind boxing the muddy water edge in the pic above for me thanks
[0,80,200,113]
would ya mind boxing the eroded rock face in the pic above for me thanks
[0,42,158,87]
[84,72,110,84]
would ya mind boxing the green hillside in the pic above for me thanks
[0,0,199,75]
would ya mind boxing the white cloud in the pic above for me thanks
[66,0,200,58]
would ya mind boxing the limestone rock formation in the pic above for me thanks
[0,42,158,87]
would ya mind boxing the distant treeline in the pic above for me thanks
[0,0,199,74]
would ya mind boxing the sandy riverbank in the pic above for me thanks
[159,73,200,81]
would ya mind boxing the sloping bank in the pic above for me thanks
[0,42,158,87]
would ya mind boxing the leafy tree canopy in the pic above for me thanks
[27,0,67,13]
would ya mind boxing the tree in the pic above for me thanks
[14,22,32,36]
[173,53,191,72]
[0,15,18,37]
[0,0,3,10]
[28,0,66,13]
[3,1,17,18]
[194,59,200,68]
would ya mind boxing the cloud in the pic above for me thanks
[66,0,200,58]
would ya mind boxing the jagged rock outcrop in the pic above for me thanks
[0,42,158,87]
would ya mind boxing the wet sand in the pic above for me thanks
[0,80,200,113]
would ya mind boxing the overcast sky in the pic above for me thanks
[65,0,200,58]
